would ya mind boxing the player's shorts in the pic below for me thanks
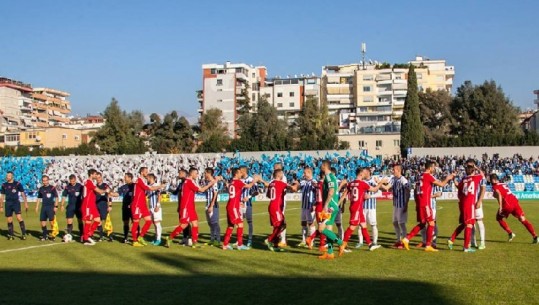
[417,205,434,223]
[475,206,484,219]
[40,206,55,222]
[335,208,343,224]
[349,206,366,226]
[269,207,284,227]
[498,204,525,220]
[122,205,132,222]
[324,202,340,226]
[4,202,21,217]
[82,204,99,221]
[363,208,377,226]
[242,205,252,221]
[132,203,150,220]
[96,201,109,220]
[301,208,315,223]
[151,205,163,222]
[393,207,408,224]
[226,206,243,227]
[205,206,219,224]
[315,204,324,222]
[65,204,77,219]
[461,203,476,225]
[179,205,198,225]
[431,206,437,221]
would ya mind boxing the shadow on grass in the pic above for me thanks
[1,252,462,305]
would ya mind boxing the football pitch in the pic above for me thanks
[0,200,538,305]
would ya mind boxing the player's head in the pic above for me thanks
[6,171,14,182]
[466,159,476,167]
[124,173,133,184]
[274,163,283,170]
[204,168,214,179]
[425,160,437,174]
[490,173,500,184]
[188,167,198,179]
[139,167,148,177]
[331,167,337,175]
[363,168,372,180]
[231,167,241,179]
[321,160,331,173]
[393,164,403,177]
[96,172,103,183]
[273,169,283,180]
[147,173,156,183]
[88,169,97,179]
[178,169,187,179]
[68,174,76,184]
[42,175,49,186]
[240,166,248,178]
[465,164,475,176]
[303,167,313,180]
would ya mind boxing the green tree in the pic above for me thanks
[197,108,231,152]
[400,65,424,156]
[418,89,453,146]
[149,111,194,153]
[317,101,340,150]
[236,80,251,116]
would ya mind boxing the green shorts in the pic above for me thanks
[324,201,340,226]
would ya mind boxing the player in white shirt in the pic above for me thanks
[147,173,162,246]
[382,164,410,249]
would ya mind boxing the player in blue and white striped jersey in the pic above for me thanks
[420,184,442,248]
[147,173,162,246]
[203,168,220,247]
[382,164,411,248]
[297,167,317,247]
[240,166,259,248]
[357,173,380,248]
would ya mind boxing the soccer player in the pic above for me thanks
[60,174,83,239]
[357,171,382,248]
[0,171,28,240]
[131,167,163,247]
[318,160,345,260]
[264,169,293,252]
[419,185,442,248]
[305,171,327,251]
[402,161,454,252]
[35,175,59,241]
[466,159,487,250]
[222,168,259,250]
[240,165,258,248]
[340,168,386,252]
[81,169,109,246]
[383,164,410,249]
[95,172,115,242]
[297,167,317,248]
[448,164,483,252]
[203,168,220,247]
[165,167,217,248]
[332,167,347,240]
[491,173,538,244]
[118,173,135,243]
[273,162,289,247]
[147,173,163,246]
[169,169,191,245]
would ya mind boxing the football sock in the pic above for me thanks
[521,219,536,237]
[223,227,233,246]
[362,227,372,245]
[123,223,130,240]
[477,220,485,244]
[83,223,91,240]
[78,221,83,236]
[301,226,308,242]
[7,222,14,236]
[89,221,100,238]
[372,225,379,245]
[131,223,139,241]
[42,226,48,239]
[337,224,343,240]
[464,226,472,249]
[248,219,254,242]
[406,223,424,240]
[97,225,103,238]
[393,221,400,242]
[155,222,162,240]
[214,223,221,242]
[426,225,435,246]
[268,226,280,246]
[237,227,244,246]
[67,223,73,235]
[358,226,364,244]
[191,225,199,243]
[140,220,152,238]
[169,225,184,240]
[421,227,427,244]
[19,221,26,235]
[399,223,407,240]
[322,228,338,243]
[320,233,326,247]
[451,223,465,241]
[343,227,354,243]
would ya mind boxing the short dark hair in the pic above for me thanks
[490,173,499,182]
[205,168,214,176]
[331,167,337,174]
[139,167,147,174]
[273,169,283,178]
[6,171,13,175]
[147,173,156,180]
[178,169,188,175]
[240,165,248,170]
[189,167,198,175]
[322,160,331,168]
[425,160,436,169]
[231,167,240,177]
[466,159,476,165]
[69,174,76,180]
[88,169,97,176]
[42,175,49,180]
[125,173,133,180]
[96,172,102,177]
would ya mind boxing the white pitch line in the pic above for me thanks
[0,242,65,254]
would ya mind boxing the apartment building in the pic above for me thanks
[31,87,71,127]
[0,78,34,131]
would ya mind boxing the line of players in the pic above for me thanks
[1,158,537,254]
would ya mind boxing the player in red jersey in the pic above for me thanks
[131,167,163,247]
[339,167,387,254]
[263,169,296,252]
[491,174,538,244]
[222,168,259,250]
[305,172,326,251]
[447,164,484,252]
[402,160,454,252]
[165,167,218,248]
[81,169,109,246]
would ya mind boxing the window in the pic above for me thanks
[375,140,383,147]
[363,86,371,92]
[289,102,295,107]
[6,134,19,142]
[394,139,401,147]
[363,96,373,103]
[210,68,216,74]
[216,79,223,86]
[277,103,283,108]
[75,135,80,141]
[217,99,223,103]
[264,93,271,98]
[358,140,366,148]
[416,73,423,79]
[277,92,283,97]
[376,155,382,159]
[252,73,255,78]
[363,75,373,81]
[307,79,316,84]
[62,134,67,140]
[289,92,294,97]
[252,93,256,101]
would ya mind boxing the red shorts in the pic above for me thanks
[498,204,524,219]
[269,207,284,227]
[461,203,476,225]
[179,204,198,224]
[132,203,151,220]
[416,205,434,223]
[315,203,324,222]
[82,204,99,221]
[349,206,365,226]
[226,206,242,227]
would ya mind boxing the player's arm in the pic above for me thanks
[338,188,348,206]
[493,189,503,214]
[208,188,218,213]
[432,191,443,199]
[433,173,455,187]
[403,182,411,213]
[35,196,41,213]
[243,176,260,189]
[54,190,59,212]
[197,178,217,193]
[60,189,67,212]
[19,184,28,210]
[324,186,335,211]
[0,191,4,212]
[476,180,486,209]
[368,177,389,193]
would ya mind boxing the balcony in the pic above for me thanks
[377,90,392,96]
[393,79,407,84]
[235,72,248,80]
[377,79,393,85]
[393,89,407,96]
[393,100,405,107]
[392,110,404,117]
[196,90,203,100]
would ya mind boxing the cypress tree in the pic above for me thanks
[400,65,424,156]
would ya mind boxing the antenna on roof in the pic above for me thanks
[361,42,367,70]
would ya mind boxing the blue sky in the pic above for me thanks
[1,0,537,121]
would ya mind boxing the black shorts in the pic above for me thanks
[4,202,21,217]
[97,201,109,220]
[122,205,132,222]
[40,207,55,222]
[66,204,81,219]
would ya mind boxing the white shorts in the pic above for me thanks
[301,208,315,223]
[335,209,342,224]
[475,206,484,219]
[151,206,163,222]
[432,207,437,220]
[393,207,408,224]
[363,209,377,226]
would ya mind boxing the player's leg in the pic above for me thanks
[368,209,379,246]
[205,208,214,244]
[246,205,253,247]
[6,212,15,239]
[300,209,308,246]
[139,215,152,239]
[131,218,141,245]
[392,207,401,246]
[15,209,27,239]
[122,207,131,242]
[96,204,107,241]
[463,223,475,252]
[335,209,343,240]
[65,206,74,236]
[212,207,221,245]
[515,206,538,241]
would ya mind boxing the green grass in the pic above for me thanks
[0,200,538,305]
